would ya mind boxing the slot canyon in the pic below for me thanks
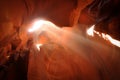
[0,0,120,80]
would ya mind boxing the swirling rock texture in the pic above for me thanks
[0,0,120,80]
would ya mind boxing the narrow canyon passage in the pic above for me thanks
[0,0,120,80]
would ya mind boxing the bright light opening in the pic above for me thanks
[106,35,120,47]
[28,20,56,33]
[28,20,45,32]
[87,25,120,47]
[87,25,95,37]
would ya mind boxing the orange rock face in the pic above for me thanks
[0,0,120,80]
